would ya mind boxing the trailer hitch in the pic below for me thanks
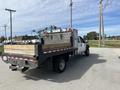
[9,65,29,72]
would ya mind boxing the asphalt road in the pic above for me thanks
[0,48,120,90]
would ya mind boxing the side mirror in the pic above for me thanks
[85,40,88,43]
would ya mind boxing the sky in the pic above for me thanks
[0,0,120,37]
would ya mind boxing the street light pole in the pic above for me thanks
[5,8,16,44]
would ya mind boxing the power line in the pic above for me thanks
[103,0,113,10]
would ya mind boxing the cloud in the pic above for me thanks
[0,0,120,37]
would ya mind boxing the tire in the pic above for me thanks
[85,48,90,56]
[53,57,66,73]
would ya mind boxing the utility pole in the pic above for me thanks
[99,0,102,47]
[99,0,105,47]
[5,8,16,44]
[101,3,105,46]
[70,0,73,28]
[3,24,7,40]
[0,25,7,39]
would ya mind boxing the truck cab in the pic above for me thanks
[70,29,89,56]
[77,36,88,54]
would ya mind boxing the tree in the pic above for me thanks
[86,31,99,40]
[0,36,5,42]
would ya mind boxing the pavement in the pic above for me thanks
[0,48,120,90]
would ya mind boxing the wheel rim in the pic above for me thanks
[59,59,65,71]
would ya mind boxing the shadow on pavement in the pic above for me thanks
[23,54,106,83]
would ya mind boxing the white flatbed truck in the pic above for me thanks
[2,27,89,73]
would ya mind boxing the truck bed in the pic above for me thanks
[4,31,72,56]
[4,45,38,56]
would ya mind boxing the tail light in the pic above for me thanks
[2,56,8,61]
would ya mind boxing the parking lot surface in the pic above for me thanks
[0,48,120,90]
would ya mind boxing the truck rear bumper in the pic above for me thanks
[1,54,38,69]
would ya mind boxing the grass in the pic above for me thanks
[0,46,3,55]
[88,40,120,48]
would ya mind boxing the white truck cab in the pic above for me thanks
[72,29,89,55]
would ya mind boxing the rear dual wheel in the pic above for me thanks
[85,48,90,56]
[53,57,66,73]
